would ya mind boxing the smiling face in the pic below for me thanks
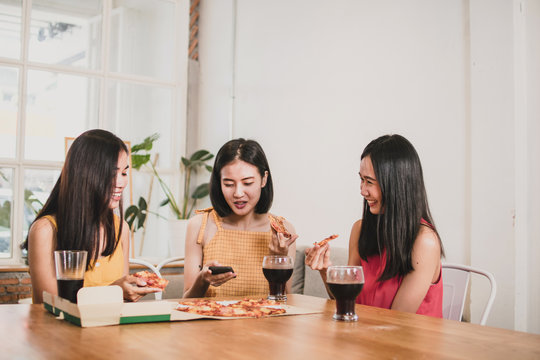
[220,159,268,217]
[109,150,129,209]
[359,155,383,215]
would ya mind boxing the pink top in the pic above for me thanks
[356,250,443,318]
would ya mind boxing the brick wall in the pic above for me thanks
[0,271,32,304]
[0,265,183,304]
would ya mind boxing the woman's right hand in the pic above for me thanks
[113,275,161,302]
[199,261,237,288]
[305,244,332,271]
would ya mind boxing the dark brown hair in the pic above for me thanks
[210,138,273,217]
[358,134,444,281]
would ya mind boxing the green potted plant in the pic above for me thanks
[125,134,214,257]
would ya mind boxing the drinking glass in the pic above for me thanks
[326,266,365,321]
[262,255,293,301]
[54,250,88,303]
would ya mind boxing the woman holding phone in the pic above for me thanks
[183,138,298,298]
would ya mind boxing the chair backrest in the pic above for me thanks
[156,257,185,299]
[442,263,497,325]
[129,258,163,300]
[293,246,349,298]
[156,256,184,273]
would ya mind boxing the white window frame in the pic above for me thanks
[0,0,189,265]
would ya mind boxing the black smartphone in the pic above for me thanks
[208,266,234,275]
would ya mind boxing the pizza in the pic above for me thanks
[176,298,286,318]
[133,270,169,290]
[313,234,338,247]
[268,214,291,238]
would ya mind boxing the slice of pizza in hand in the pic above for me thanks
[133,270,169,291]
[268,214,291,238]
[313,234,338,247]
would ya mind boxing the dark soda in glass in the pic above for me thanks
[263,268,293,301]
[57,279,84,303]
[327,282,364,320]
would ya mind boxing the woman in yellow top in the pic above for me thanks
[25,129,159,303]
[183,138,298,298]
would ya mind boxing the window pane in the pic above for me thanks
[29,0,103,69]
[106,80,172,166]
[25,69,100,161]
[130,172,173,259]
[0,66,18,158]
[109,0,175,80]
[23,168,60,235]
[0,168,13,258]
[0,0,22,59]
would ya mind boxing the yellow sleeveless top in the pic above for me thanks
[43,215,124,287]
[196,208,271,297]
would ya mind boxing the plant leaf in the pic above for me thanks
[191,183,210,199]
[181,157,190,167]
[199,153,214,162]
[205,165,213,172]
[138,196,148,210]
[131,154,151,170]
[159,198,170,207]
[190,149,210,161]
[125,205,139,229]
[136,211,146,229]
[131,134,159,153]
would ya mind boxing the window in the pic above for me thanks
[0,0,189,264]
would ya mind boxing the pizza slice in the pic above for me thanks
[268,214,291,238]
[313,234,338,247]
[133,270,169,290]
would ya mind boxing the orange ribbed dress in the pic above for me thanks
[196,208,271,297]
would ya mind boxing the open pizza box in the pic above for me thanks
[43,286,321,328]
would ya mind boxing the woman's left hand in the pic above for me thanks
[112,275,160,302]
[269,232,298,256]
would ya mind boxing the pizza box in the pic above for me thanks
[42,287,322,328]
[43,286,175,327]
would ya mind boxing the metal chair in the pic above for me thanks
[442,263,497,325]
[156,257,184,298]
[156,256,184,273]
[129,258,163,300]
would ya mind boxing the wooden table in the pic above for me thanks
[1,294,539,359]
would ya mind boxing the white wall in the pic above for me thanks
[521,0,540,335]
[469,0,516,329]
[195,0,540,333]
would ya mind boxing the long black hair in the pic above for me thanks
[24,129,128,269]
[210,138,273,217]
[358,134,443,281]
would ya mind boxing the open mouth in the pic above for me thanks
[233,201,247,209]
[367,200,376,207]
[112,191,123,201]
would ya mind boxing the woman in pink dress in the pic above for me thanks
[306,134,444,317]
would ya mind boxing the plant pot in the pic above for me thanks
[168,219,189,257]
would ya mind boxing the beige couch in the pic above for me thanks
[291,246,348,298]
[159,246,349,300]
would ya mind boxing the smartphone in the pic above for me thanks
[208,266,234,275]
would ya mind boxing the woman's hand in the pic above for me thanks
[113,275,161,302]
[305,244,332,271]
[269,232,298,256]
[305,244,334,298]
[199,261,237,288]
